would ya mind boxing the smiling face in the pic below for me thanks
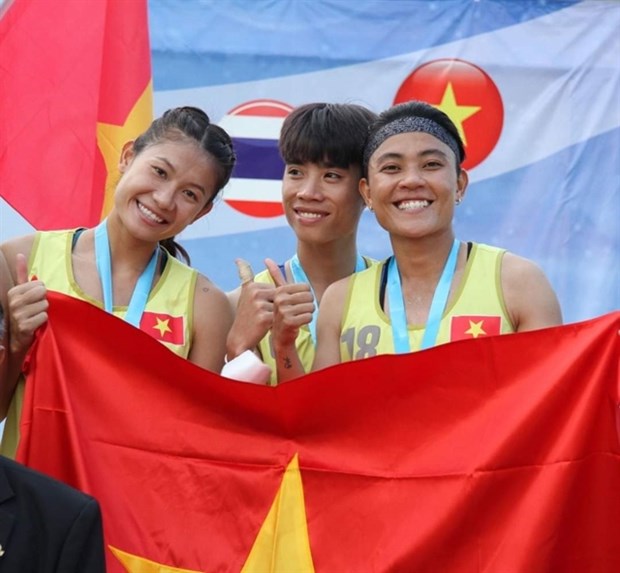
[360,131,468,240]
[112,139,218,243]
[282,161,365,246]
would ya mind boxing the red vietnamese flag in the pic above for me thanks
[451,314,502,341]
[16,294,620,572]
[139,311,185,345]
[393,59,504,169]
[0,0,152,230]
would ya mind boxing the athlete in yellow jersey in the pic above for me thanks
[248,255,374,384]
[340,243,514,360]
[0,107,236,457]
[275,100,562,381]
[28,229,198,358]
[226,103,377,385]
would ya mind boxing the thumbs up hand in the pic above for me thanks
[225,258,277,360]
[266,258,315,352]
[7,253,49,354]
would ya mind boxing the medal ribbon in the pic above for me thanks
[290,253,366,344]
[94,220,158,327]
[387,238,460,353]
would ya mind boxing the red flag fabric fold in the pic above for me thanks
[17,293,620,572]
[0,0,151,229]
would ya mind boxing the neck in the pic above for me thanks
[389,232,461,327]
[103,215,160,271]
[391,231,457,283]
[294,236,359,304]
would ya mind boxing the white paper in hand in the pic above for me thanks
[221,350,272,385]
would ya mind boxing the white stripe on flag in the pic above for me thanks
[223,178,283,203]
[217,115,285,140]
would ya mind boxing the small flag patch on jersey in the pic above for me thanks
[139,312,185,345]
[450,315,501,341]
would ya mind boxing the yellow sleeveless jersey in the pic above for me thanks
[255,256,375,385]
[340,243,514,361]
[1,229,198,458]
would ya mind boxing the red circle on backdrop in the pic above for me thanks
[394,59,503,169]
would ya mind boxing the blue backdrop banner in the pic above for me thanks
[1,0,618,324]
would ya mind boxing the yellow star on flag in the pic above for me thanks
[435,82,480,146]
[108,453,314,572]
[153,317,172,337]
[465,320,486,338]
[241,453,315,572]
[109,546,201,573]
[96,82,153,221]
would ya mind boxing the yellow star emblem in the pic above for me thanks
[107,453,314,572]
[465,320,486,338]
[242,453,315,571]
[96,82,153,221]
[153,317,172,337]
[434,82,480,146]
[109,546,201,572]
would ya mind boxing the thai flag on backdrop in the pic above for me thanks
[218,99,292,220]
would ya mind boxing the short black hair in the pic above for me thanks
[279,102,377,169]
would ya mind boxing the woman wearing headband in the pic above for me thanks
[274,100,562,381]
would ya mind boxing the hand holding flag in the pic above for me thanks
[7,253,48,355]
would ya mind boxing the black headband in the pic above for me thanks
[364,116,461,170]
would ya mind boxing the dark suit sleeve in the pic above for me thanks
[57,496,106,573]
